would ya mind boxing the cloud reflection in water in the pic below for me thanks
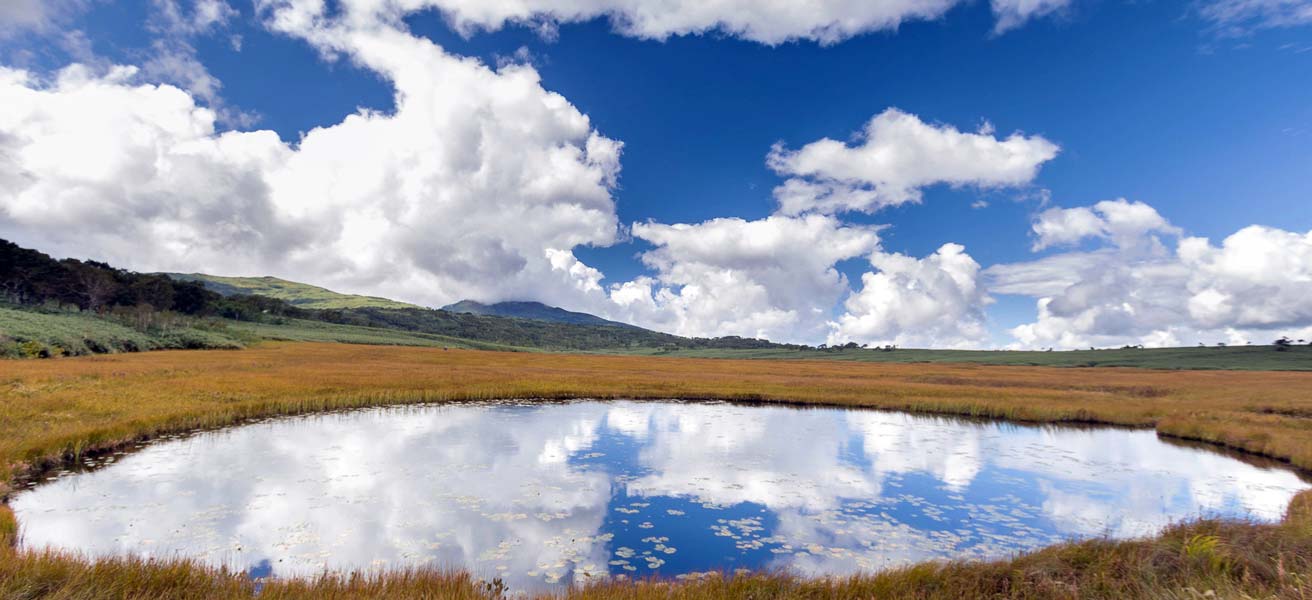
[13,401,1309,592]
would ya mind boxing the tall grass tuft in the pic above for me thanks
[0,505,15,549]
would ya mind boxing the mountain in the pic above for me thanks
[164,273,421,310]
[442,300,635,328]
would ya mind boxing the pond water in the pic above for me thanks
[12,400,1310,592]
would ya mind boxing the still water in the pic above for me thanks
[13,400,1310,591]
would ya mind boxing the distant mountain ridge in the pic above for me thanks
[164,273,421,310]
[442,300,634,328]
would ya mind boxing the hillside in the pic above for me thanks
[164,274,421,310]
[442,299,633,328]
[0,305,523,358]
[318,306,785,352]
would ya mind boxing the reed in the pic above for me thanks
[2,342,1312,598]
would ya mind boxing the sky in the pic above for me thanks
[0,0,1309,349]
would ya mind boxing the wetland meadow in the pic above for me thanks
[3,343,1312,598]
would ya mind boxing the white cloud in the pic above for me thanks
[0,0,50,32]
[1030,198,1179,251]
[12,2,1308,351]
[828,243,990,347]
[1,3,998,348]
[0,0,87,37]
[768,109,1059,215]
[609,215,881,343]
[1179,225,1312,330]
[10,1,249,126]
[333,0,1063,46]
[1029,206,1103,250]
[0,9,624,311]
[991,200,1312,349]
[142,0,252,126]
[991,0,1072,33]
[0,64,297,267]
[152,0,238,35]
[1199,0,1312,35]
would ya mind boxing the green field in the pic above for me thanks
[222,318,527,351]
[623,344,1312,370]
[164,273,422,310]
[0,306,524,357]
[0,307,242,357]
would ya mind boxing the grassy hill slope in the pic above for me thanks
[442,299,634,328]
[165,274,421,310]
[0,306,517,358]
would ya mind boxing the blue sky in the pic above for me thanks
[1,0,1310,348]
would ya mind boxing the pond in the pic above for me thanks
[12,400,1310,592]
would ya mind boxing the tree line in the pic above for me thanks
[0,239,308,321]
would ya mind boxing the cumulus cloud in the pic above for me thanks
[828,243,990,347]
[768,109,1059,215]
[0,8,624,311]
[13,1,1307,352]
[990,199,1312,349]
[608,215,881,343]
[0,0,924,346]
[334,0,1067,46]
[1179,225,1312,330]
[0,41,1044,348]
[0,64,297,268]
[1030,198,1179,251]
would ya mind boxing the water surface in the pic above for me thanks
[13,400,1309,591]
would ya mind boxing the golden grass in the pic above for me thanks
[2,341,1312,598]
[3,504,1311,599]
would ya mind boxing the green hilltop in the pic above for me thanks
[442,299,635,328]
[164,274,421,310]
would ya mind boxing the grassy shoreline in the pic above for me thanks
[3,342,1312,598]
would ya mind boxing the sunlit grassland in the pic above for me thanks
[2,342,1312,598]
[163,273,422,310]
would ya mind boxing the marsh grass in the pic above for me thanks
[0,505,15,549]
[3,508,1311,599]
[2,342,1312,598]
